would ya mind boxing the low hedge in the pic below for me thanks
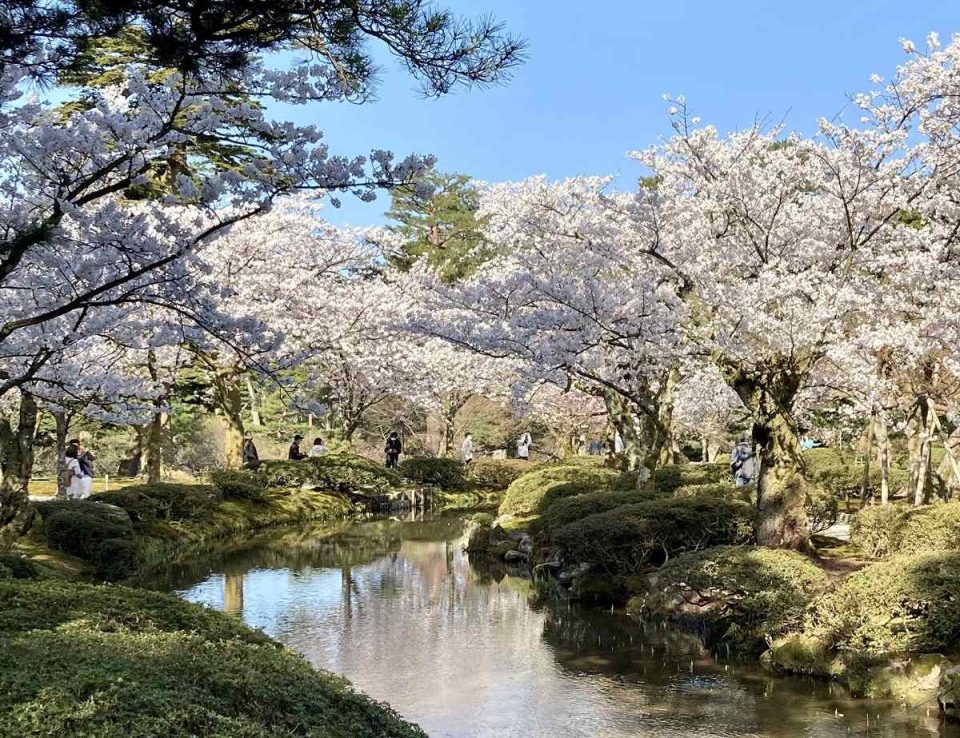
[467,458,538,489]
[554,497,755,575]
[641,545,828,651]
[91,484,222,528]
[805,551,960,658]
[0,554,40,581]
[804,447,909,500]
[258,453,401,494]
[398,457,465,489]
[533,489,653,538]
[851,502,960,558]
[209,469,269,502]
[652,463,729,495]
[0,579,425,737]
[37,500,138,580]
[498,464,635,518]
[672,481,746,501]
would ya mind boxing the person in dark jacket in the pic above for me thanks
[385,431,402,469]
[243,432,260,468]
[288,434,306,461]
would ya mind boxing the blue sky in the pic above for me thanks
[283,1,959,226]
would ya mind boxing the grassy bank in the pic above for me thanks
[1,453,438,737]
[0,578,424,737]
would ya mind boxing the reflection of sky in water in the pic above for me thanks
[172,522,958,738]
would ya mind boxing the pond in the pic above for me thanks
[142,515,959,738]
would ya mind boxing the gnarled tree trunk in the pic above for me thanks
[728,370,808,549]
[0,391,39,537]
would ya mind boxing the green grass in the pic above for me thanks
[0,579,425,737]
[28,477,145,497]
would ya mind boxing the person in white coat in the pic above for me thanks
[460,433,475,465]
[64,445,90,499]
[516,432,532,460]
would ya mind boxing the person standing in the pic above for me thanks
[288,434,306,460]
[64,445,90,499]
[243,432,260,468]
[309,437,328,457]
[460,433,475,465]
[730,437,757,487]
[68,438,95,497]
[516,431,532,460]
[384,431,402,469]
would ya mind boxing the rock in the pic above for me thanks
[504,549,529,563]
[939,664,960,717]
[490,524,512,543]
[518,535,534,555]
[492,540,516,558]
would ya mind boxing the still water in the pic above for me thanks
[142,516,959,738]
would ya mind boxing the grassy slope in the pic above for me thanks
[0,579,425,738]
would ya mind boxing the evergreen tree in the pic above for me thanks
[386,170,493,283]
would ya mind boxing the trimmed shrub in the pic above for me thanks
[652,463,729,494]
[209,468,269,502]
[851,502,960,558]
[42,502,137,580]
[554,497,755,575]
[805,484,840,533]
[0,555,39,580]
[807,552,960,657]
[499,464,634,518]
[673,481,746,501]
[642,545,828,650]
[467,458,537,489]
[534,489,652,538]
[258,453,401,494]
[92,483,221,525]
[804,447,909,500]
[0,580,425,738]
[398,457,465,489]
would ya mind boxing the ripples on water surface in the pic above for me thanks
[141,515,960,738]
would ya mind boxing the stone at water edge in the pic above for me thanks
[939,664,960,716]
[518,535,534,555]
[504,549,528,563]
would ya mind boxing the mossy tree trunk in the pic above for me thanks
[0,390,39,535]
[876,416,891,505]
[907,394,934,506]
[651,366,681,467]
[142,410,169,483]
[214,374,245,469]
[859,414,875,508]
[726,368,808,549]
[438,391,469,457]
[53,409,69,498]
[602,388,644,472]
[245,376,263,427]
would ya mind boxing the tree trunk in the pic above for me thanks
[876,416,890,505]
[652,366,682,467]
[245,376,263,427]
[602,389,644,472]
[53,410,69,498]
[908,396,933,506]
[212,369,245,469]
[728,372,808,549]
[142,410,168,484]
[859,415,875,507]
[0,391,39,536]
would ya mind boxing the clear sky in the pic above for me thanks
[276,0,959,226]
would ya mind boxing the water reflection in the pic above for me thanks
[144,515,959,738]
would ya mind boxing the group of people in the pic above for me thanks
[239,428,539,472]
[63,438,95,499]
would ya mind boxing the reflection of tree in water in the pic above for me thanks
[153,516,954,738]
[540,606,949,738]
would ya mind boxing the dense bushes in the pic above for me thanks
[554,497,754,574]
[0,579,425,737]
[467,458,537,489]
[804,447,909,500]
[805,552,960,657]
[258,453,401,493]
[499,464,634,518]
[640,546,828,650]
[398,457,465,488]
[652,463,729,494]
[533,489,652,538]
[209,468,269,501]
[851,502,960,558]
[0,555,39,580]
[36,500,138,580]
[672,481,746,501]
[91,484,221,528]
